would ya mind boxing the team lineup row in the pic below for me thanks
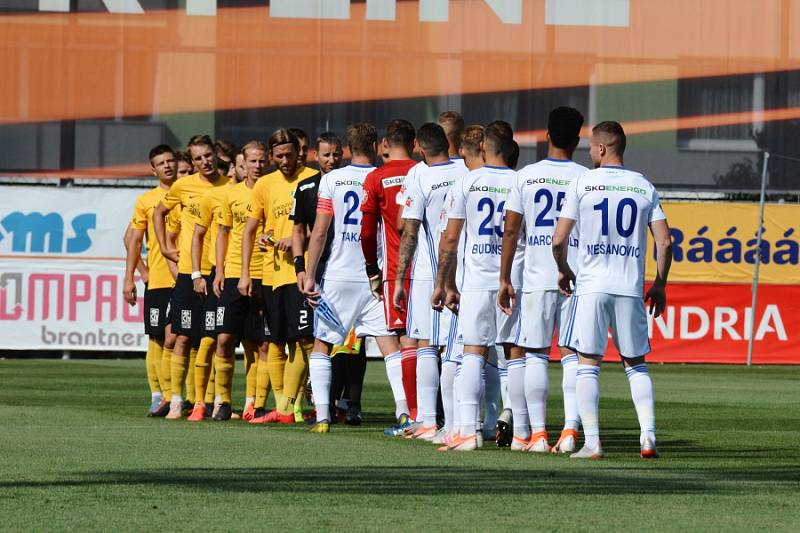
[123,108,673,458]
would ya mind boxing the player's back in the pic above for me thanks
[405,161,467,278]
[511,158,587,291]
[450,165,516,291]
[318,164,375,282]
[563,166,665,297]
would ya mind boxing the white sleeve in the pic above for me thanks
[396,166,417,206]
[505,174,524,215]
[649,189,667,222]
[317,172,334,200]
[559,173,581,220]
[401,173,425,221]
[448,178,467,220]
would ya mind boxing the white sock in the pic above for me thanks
[214,394,222,406]
[170,394,183,406]
[478,366,486,434]
[440,359,457,435]
[625,363,656,445]
[498,353,510,411]
[384,351,409,419]
[576,364,601,448]
[458,353,483,437]
[525,352,549,433]
[244,396,255,409]
[151,392,162,401]
[483,362,500,436]
[507,358,529,440]
[309,352,332,423]
[560,354,579,431]
[417,346,440,427]
[452,353,463,433]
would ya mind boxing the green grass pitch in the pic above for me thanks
[0,359,798,531]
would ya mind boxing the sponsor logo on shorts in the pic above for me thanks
[205,311,215,331]
[181,310,192,329]
[216,306,225,326]
[149,308,160,327]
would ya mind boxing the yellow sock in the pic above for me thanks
[206,358,216,404]
[254,355,271,409]
[194,337,216,404]
[186,347,197,403]
[145,338,162,394]
[214,352,235,404]
[243,341,259,400]
[267,342,287,411]
[279,340,311,414]
[161,347,173,401]
[170,348,189,400]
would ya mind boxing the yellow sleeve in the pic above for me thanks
[195,192,214,228]
[130,194,148,230]
[162,179,182,210]
[167,206,181,233]
[248,179,267,221]
[220,189,233,228]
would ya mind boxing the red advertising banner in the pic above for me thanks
[584,283,799,364]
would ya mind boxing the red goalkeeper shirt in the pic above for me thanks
[360,159,418,281]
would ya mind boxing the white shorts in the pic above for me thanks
[459,289,521,347]
[314,279,393,345]
[407,278,433,341]
[516,290,572,351]
[562,292,650,359]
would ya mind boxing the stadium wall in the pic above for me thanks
[0,189,797,363]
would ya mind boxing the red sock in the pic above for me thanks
[400,347,417,421]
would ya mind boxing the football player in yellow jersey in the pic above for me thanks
[154,134,229,420]
[240,129,314,425]
[185,148,236,422]
[123,145,179,416]
[207,141,268,422]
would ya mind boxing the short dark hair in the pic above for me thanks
[187,134,214,151]
[346,123,378,157]
[592,121,626,155]
[484,120,515,162]
[416,122,449,157]
[214,139,238,161]
[508,141,520,170]
[316,131,342,151]
[267,128,299,153]
[438,111,465,149]
[548,107,584,151]
[289,128,309,145]
[175,150,193,167]
[148,144,174,163]
[385,119,416,154]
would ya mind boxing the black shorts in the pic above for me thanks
[144,286,171,338]
[244,279,267,343]
[263,283,313,344]
[170,274,204,338]
[201,268,218,339]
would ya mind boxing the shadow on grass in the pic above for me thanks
[4,465,798,495]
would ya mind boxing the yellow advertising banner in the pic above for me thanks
[645,202,799,285]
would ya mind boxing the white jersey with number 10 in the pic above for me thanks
[559,165,666,298]
[447,165,517,291]
[316,164,376,282]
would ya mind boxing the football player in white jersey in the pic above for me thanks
[432,121,522,451]
[499,107,588,453]
[553,121,672,459]
[393,123,469,440]
[301,123,399,433]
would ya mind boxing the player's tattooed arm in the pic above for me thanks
[396,219,420,282]
[436,249,457,290]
